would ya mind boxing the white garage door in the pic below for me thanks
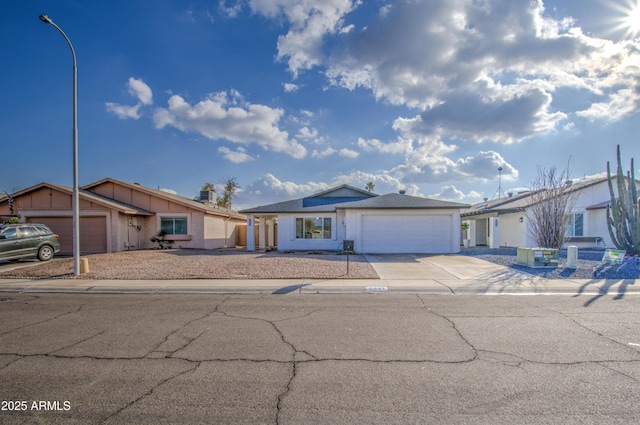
[361,215,452,253]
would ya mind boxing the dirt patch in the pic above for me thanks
[0,249,379,280]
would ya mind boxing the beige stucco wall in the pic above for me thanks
[204,215,241,249]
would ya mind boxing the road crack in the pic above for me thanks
[416,294,478,362]
[146,296,231,358]
[50,330,107,355]
[102,361,200,424]
[0,304,84,337]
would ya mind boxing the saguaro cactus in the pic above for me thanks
[606,145,640,256]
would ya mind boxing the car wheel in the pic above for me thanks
[38,245,54,261]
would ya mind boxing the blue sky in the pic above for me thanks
[2,0,640,210]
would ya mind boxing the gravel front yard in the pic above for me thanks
[461,248,640,280]
[0,249,379,280]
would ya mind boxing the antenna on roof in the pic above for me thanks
[492,166,505,200]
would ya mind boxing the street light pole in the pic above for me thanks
[39,14,80,276]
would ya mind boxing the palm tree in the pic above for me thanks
[365,181,375,193]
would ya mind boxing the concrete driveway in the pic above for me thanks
[363,254,520,279]
[362,254,588,294]
[0,259,42,273]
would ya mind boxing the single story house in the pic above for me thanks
[0,178,246,255]
[239,185,470,254]
[461,176,638,249]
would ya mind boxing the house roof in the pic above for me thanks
[461,176,634,219]
[336,193,469,209]
[240,184,373,214]
[310,184,376,198]
[240,185,469,214]
[462,190,534,218]
[0,182,155,216]
[586,200,610,210]
[83,178,246,220]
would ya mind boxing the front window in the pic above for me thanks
[160,217,188,235]
[295,217,332,239]
[566,213,584,237]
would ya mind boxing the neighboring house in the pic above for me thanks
[0,178,246,255]
[461,177,639,249]
[239,185,469,254]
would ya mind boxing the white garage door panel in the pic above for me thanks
[362,215,452,253]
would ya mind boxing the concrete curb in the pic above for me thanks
[0,277,636,295]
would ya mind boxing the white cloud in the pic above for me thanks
[128,77,153,105]
[218,146,254,163]
[106,77,153,119]
[219,0,243,18]
[576,88,639,121]
[430,185,482,202]
[240,173,329,206]
[319,0,640,138]
[311,146,359,158]
[248,0,360,78]
[455,151,519,181]
[296,126,323,143]
[357,137,411,155]
[391,148,518,185]
[411,87,567,144]
[330,170,419,195]
[237,0,640,149]
[153,90,307,158]
[283,83,299,93]
[339,148,359,158]
[312,147,336,158]
[105,102,142,120]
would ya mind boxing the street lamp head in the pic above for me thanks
[39,14,52,24]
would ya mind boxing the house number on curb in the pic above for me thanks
[366,286,389,293]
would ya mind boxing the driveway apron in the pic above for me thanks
[363,254,461,280]
[362,253,573,294]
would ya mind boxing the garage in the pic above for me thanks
[361,215,453,253]
[28,216,107,255]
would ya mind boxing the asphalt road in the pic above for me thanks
[1,293,639,424]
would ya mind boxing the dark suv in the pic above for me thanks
[0,223,61,262]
